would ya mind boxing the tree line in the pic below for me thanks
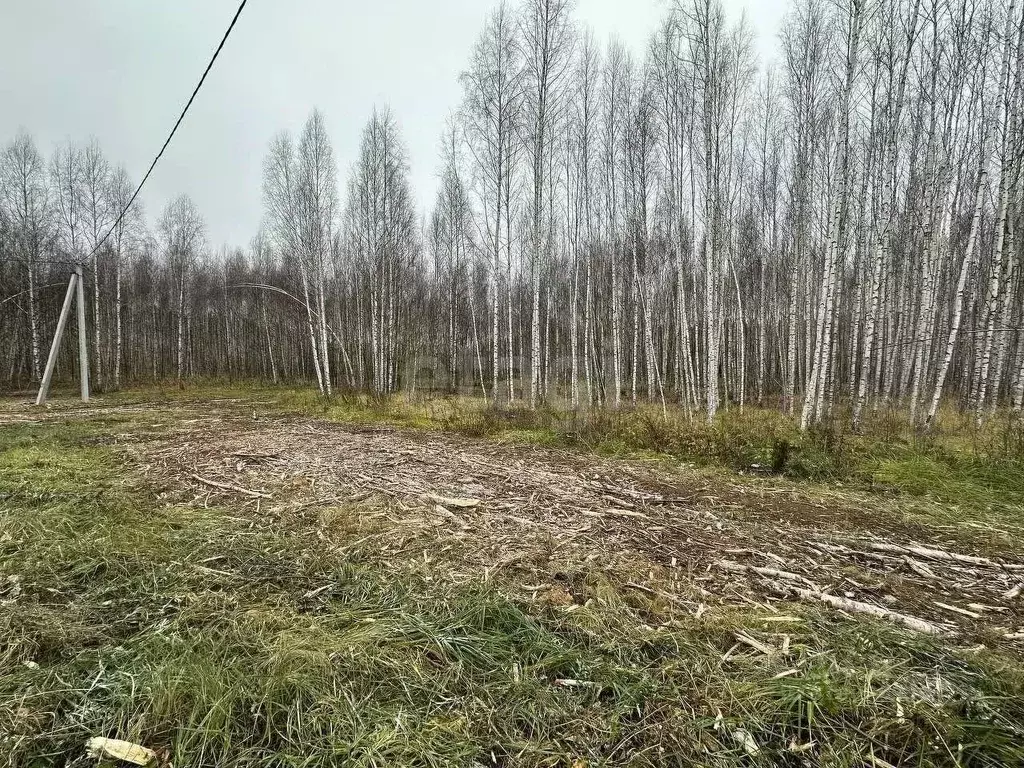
[2,0,1024,430]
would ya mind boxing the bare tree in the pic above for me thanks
[107,165,142,389]
[1,133,50,382]
[158,195,205,382]
[344,106,417,394]
[297,109,338,397]
[520,0,575,407]
[263,128,328,395]
[81,139,111,389]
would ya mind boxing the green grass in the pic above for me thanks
[3,410,1024,766]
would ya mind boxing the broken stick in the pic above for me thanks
[190,473,270,498]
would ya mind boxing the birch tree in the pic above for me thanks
[1,133,50,382]
[297,109,338,397]
[461,2,523,402]
[157,195,204,382]
[801,0,865,430]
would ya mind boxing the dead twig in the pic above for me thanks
[715,559,822,592]
[190,473,270,498]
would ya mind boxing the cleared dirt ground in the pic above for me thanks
[7,393,1024,766]
[11,396,1023,647]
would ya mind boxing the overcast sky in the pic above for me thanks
[0,0,786,248]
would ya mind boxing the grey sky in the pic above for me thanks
[0,0,785,249]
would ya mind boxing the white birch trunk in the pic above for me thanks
[115,247,122,389]
[926,163,986,428]
[611,243,622,407]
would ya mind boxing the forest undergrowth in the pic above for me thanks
[2,384,1024,766]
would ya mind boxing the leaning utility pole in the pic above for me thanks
[35,265,90,405]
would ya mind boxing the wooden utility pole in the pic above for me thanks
[34,265,90,405]
[76,265,90,402]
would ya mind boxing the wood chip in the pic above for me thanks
[85,737,156,766]
[554,678,598,688]
[788,739,815,753]
[734,631,775,655]
[732,728,760,756]
[302,584,332,599]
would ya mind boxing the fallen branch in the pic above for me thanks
[734,631,775,655]
[190,473,270,498]
[965,602,1008,614]
[784,586,948,635]
[903,557,938,580]
[606,508,650,519]
[934,601,983,619]
[425,493,480,509]
[715,559,821,592]
[624,581,657,596]
[855,540,1007,569]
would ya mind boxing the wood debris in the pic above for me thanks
[934,601,983,619]
[426,493,480,508]
[788,587,948,635]
[732,728,760,756]
[734,631,774,655]
[130,408,1023,642]
[85,737,156,766]
[190,473,269,498]
[851,540,1009,570]
[715,559,821,592]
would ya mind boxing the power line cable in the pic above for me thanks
[80,0,248,265]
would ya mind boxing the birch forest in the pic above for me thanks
[3,0,1024,431]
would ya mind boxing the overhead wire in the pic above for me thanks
[0,0,248,271]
